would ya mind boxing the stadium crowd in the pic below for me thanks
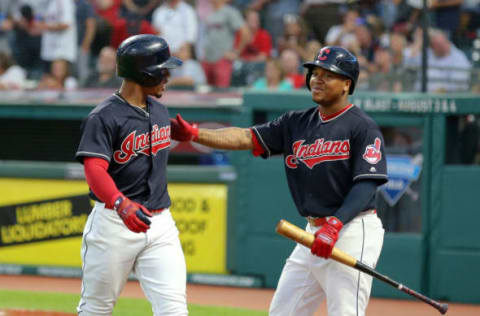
[0,0,479,93]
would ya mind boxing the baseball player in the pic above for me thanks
[75,34,188,315]
[170,46,387,316]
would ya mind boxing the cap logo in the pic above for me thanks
[317,48,331,61]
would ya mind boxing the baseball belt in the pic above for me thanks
[307,209,376,227]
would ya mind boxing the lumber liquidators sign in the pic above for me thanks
[0,195,90,246]
[0,178,90,267]
[169,184,228,274]
[0,178,228,273]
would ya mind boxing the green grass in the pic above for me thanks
[0,290,268,316]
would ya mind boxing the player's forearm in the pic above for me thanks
[334,180,378,224]
[196,127,253,150]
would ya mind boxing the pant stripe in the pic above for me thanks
[356,218,366,316]
[78,209,97,314]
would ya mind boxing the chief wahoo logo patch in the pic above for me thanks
[363,137,382,164]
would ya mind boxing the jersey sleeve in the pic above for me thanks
[251,113,288,158]
[351,126,388,184]
[75,114,113,164]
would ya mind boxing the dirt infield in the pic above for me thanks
[1,275,480,316]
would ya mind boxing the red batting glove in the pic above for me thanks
[311,217,343,258]
[170,114,199,142]
[114,196,153,233]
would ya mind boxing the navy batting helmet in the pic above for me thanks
[117,34,182,87]
[303,46,359,94]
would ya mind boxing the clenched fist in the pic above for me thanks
[311,217,343,258]
[114,196,152,233]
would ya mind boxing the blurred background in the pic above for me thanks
[0,0,479,307]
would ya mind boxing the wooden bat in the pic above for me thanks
[276,219,449,315]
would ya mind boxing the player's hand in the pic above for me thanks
[115,196,152,233]
[311,217,343,258]
[170,114,199,142]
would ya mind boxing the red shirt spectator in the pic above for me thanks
[93,0,122,24]
[92,0,156,48]
[235,9,272,61]
[110,15,156,48]
[280,48,305,89]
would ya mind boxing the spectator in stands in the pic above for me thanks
[9,3,43,79]
[89,0,120,56]
[169,43,207,88]
[279,48,304,89]
[91,0,155,49]
[348,23,378,63]
[75,0,97,85]
[248,0,301,48]
[0,51,26,90]
[236,8,272,62]
[36,59,78,90]
[229,8,272,86]
[404,28,471,92]
[457,0,480,51]
[389,32,416,87]
[194,0,213,61]
[82,46,121,88]
[276,13,309,60]
[40,0,77,68]
[120,0,159,22]
[92,0,122,24]
[303,39,322,62]
[391,0,422,38]
[430,0,464,42]
[151,0,198,54]
[201,0,250,88]
[325,9,361,48]
[251,57,293,91]
[110,11,156,48]
[0,1,14,54]
[369,48,405,92]
[39,0,78,91]
[300,0,348,43]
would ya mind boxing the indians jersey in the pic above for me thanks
[76,93,171,210]
[252,104,388,217]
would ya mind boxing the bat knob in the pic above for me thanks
[439,303,448,314]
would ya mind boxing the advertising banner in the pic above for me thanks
[0,179,228,273]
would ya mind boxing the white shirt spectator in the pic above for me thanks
[170,60,206,85]
[151,0,198,53]
[325,25,357,47]
[405,44,471,92]
[41,0,77,62]
[0,65,26,89]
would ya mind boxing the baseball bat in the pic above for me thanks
[276,219,448,315]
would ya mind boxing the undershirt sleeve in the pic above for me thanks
[334,180,379,224]
[84,157,122,208]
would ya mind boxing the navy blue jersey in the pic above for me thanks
[252,104,388,217]
[75,93,171,210]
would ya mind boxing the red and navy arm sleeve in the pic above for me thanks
[250,113,288,158]
[84,157,122,207]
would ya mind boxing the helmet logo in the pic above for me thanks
[317,48,331,61]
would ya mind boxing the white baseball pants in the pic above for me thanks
[77,202,188,316]
[269,212,384,316]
